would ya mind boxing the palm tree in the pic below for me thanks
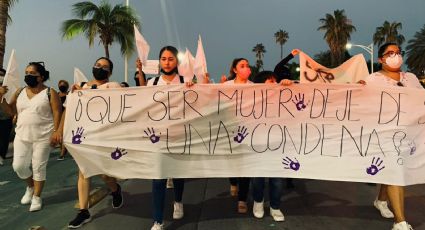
[0,0,18,68]
[61,1,140,58]
[373,21,405,47]
[318,9,356,67]
[406,24,425,77]
[252,43,266,70]
[274,29,289,59]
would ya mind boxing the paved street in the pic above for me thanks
[1,145,425,230]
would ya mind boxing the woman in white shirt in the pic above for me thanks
[0,62,62,212]
[365,43,420,230]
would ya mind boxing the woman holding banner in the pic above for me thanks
[251,71,293,221]
[365,43,421,230]
[64,57,124,229]
[0,62,62,212]
[145,46,196,230]
[223,58,253,213]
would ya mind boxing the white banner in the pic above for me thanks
[73,67,88,84]
[64,84,425,185]
[299,52,369,84]
[2,49,20,103]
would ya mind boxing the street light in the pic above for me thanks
[124,0,130,83]
[346,42,374,73]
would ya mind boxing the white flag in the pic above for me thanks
[194,35,208,83]
[142,60,159,75]
[178,48,195,82]
[2,49,20,103]
[134,25,150,64]
[74,67,88,84]
[299,52,368,84]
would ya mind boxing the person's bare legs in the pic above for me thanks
[33,180,45,197]
[78,170,90,209]
[101,175,118,192]
[387,185,406,223]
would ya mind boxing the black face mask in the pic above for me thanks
[160,67,178,76]
[59,85,68,93]
[92,67,109,81]
[24,75,39,88]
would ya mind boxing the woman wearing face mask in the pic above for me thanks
[63,57,124,229]
[365,43,421,230]
[142,46,194,230]
[57,80,69,160]
[222,58,252,214]
[0,62,62,212]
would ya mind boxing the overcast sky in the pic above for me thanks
[4,0,425,86]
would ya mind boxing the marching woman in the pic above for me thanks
[0,62,62,211]
[223,58,253,213]
[145,46,201,230]
[251,71,292,221]
[63,57,124,229]
[364,43,421,230]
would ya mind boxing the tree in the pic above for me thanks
[373,21,405,47]
[252,43,266,71]
[274,29,289,59]
[61,1,140,58]
[0,0,17,68]
[318,9,356,67]
[406,24,425,77]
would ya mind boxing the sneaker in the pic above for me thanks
[166,178,174,189]
[173,202,184,219]
[29,196,42,212]
[270,207,285,222]
[374,200,394,218]
[21,186,34,205]
[57,156,65,161]
[68,209,91,229]
[252,201,264,218]
[392,221,413,230]
[111,184,123,209]
[151,222,164,230]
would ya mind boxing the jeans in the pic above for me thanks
[252,178,283,209]
[152,178,184,223]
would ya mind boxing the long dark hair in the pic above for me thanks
[228,58,248,80]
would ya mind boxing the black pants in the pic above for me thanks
[0,118,13,159]
[229,178,250,202]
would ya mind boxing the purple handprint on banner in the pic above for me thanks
[72,127,85,144]
[111,147,128,160]
[233,126,249,143]
[409,141,416,155]
[366,157,385,176]
[282,157,300,171]
[144,127,160,143]
[292,93,309,111]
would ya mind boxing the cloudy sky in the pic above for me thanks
[4,0,425,86]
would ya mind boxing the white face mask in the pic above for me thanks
[385,54,403,69]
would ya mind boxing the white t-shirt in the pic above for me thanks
[16,88,54,141]
[223,80,253,85]
[81,81,122,89]
[146,75,184,86]
[365,72,423,89]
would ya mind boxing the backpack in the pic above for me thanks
[152,75,184,85]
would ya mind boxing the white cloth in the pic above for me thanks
[365,72,423,89]
[13,136,52,181]
[223,80,253,84]
[146,75,184,86]
[15,88,53,142]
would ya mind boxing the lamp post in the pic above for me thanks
[346,42,374,73]
[124,0,130,83]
